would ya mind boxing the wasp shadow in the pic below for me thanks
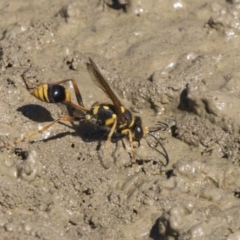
[31,121,110,148]
[17,104,54,123]
[17,104,123,146]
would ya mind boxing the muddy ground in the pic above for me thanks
[0,0,240,239]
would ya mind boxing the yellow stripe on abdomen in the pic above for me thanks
[31,84,49,102]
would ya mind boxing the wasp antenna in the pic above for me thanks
[145,133,169,167]
[149,121,168,133]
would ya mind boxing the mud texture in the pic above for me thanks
[1,0,240,239]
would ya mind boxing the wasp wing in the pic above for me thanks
[87,58,124,119]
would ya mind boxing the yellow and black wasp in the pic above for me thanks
[1,58,169,167]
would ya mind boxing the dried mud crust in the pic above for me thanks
[1,0,240,240]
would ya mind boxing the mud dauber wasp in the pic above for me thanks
[1,58,169,168]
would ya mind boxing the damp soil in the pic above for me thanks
[1,0,240,239]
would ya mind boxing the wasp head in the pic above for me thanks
[132,116,148,141]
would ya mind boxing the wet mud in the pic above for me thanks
[1,0,240,239]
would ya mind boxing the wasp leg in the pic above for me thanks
[119,128,135,161]
[126,129,136,161]
[0,116,80,150]
[100,118,117,169]
[66,101,89,113]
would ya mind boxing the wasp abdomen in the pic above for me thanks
[31,84,71,103]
